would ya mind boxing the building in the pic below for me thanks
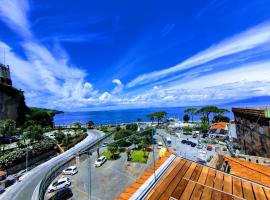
[232,107,270,158]
[117,153,270,200]
[208,122,229,140]
[0,63,12,85]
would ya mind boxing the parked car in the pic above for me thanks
[186,141,192,145]
[181,140,187,144]
[190,142,196,147]
[207,145,213,151]
[95,156,106,167]
[48,188,73,200]
[47,177,71,193]
[202,133,209,138]
[62,166,78,175]
[157,142,163,149]
[197,144,203,149]
[102,142,108,147]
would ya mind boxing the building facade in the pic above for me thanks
[0,63,12,85]
[232,107,270,158]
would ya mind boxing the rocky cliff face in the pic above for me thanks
[0,83,28,125]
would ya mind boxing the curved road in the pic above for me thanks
[0,130,103,200]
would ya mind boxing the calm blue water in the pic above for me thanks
[54,106,234,126]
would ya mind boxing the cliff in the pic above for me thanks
[0,83,29,125]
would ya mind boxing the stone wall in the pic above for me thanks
[233,110,270,158]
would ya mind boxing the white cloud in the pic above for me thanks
[0,0,31,37]
[112,79,124,95]
[127,21,270,88]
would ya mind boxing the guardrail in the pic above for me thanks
[32,132,113,200]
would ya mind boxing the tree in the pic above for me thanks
[0,119,16,137]
[126,123,138,131]
[183,114,190,123]
[55,130,65,143]
[153,111,168,124]
[184,108,198,122]
[27,110,54,127]
[87,121,94,129]
[108,143,118,158]
[196,106,219,123]
[137,118,142,123]
[147,114,155,124]
[73,122,82,129]
[213,115,230,123]
[26,125,44,141]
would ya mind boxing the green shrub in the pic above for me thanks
[0,139,55,170]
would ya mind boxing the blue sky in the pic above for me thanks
[0,0,270,111]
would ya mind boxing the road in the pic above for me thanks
[45,145,160,200]
[0,129,103,200]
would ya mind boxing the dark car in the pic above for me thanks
[181,140,187,144]
[48,188,73,200]
[202,133,209,138]
[190,142,197,147]
[186,141,192,145]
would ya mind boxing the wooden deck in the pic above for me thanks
[145,158,270,200]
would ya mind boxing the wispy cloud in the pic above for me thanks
[127,21,270,88]
[0,0,31,37]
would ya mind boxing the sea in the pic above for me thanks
[54,106,235,126]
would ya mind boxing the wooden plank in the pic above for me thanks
[160,161,193,199]
[146,159,187,200]
[232,177,243,198]
[190,184,205,200]
[190,167,209,200]
[223,174,232,194]
[179,181,196,200]
[263,187,270,199]
[200,169,216,200]
[198,167,209,184]
[190,165,203,181]
[242,181,255,200]
[252,184,267,200]
[145,158,183,200]
[211,172,224,200]
[184,162,198,179]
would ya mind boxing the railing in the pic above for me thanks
[32,133,112,200]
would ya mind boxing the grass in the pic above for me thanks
[130,150,149,163]
[102,150,120,160]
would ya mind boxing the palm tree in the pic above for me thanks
[137,118,142,124]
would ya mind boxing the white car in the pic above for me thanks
[62,166,78,175]
[157,142,163,149]
[47,177,71,193]
[102,142,108,147]
[95,156,106,167]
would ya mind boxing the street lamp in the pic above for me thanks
[25,143,32,172]
[88,151,92,200]
[151,125,156,182]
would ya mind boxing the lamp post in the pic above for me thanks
[88,151,92,200]
[151,125,156,181]
[25,143,32,172]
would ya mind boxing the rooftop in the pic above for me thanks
[118,156,270,200]
[232,107,270,118]
[223,155,270,187]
